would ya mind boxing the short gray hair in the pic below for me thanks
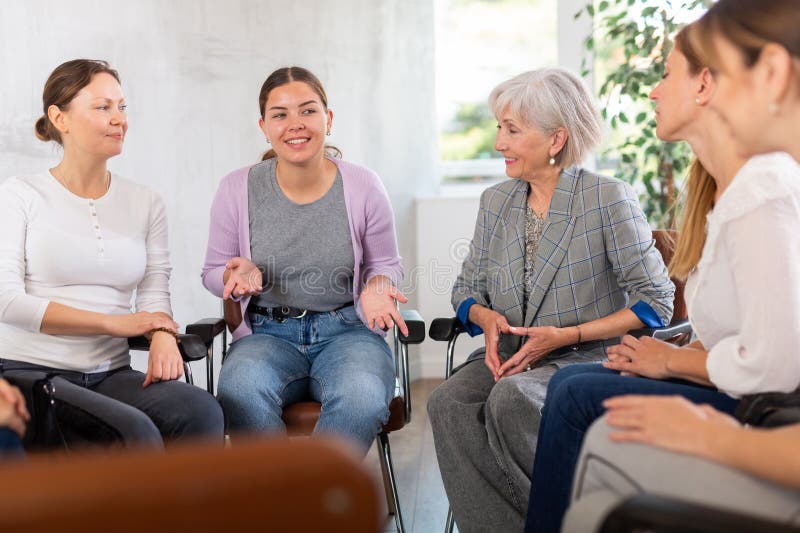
[489,68,602,168]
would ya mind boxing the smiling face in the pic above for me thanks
[494,108,558,181]
[56,72,127,159]
[259,81,333,166]
[649,49,706,142]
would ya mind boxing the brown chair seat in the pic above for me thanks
[282,385,407,435]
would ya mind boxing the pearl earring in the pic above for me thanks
[549,157,556,166]
[695,97,701,104]
[769,102,779,115]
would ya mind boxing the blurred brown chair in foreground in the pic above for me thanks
[0,436,380,533]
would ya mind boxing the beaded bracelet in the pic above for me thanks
[151,327,181,343]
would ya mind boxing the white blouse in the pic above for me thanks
[0,172,172,372]
[685,152,800,397]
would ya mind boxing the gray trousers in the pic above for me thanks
[427,350,598,533]
[564,417,800,532]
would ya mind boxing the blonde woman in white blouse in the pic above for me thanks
[0,59,223,447]
[525,21,800,532]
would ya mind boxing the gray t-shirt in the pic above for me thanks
[248,159,355,311]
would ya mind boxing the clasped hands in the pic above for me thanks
[604,334,676,379]
[474,307,570,381]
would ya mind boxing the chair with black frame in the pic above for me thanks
[4,332,214,450]
[599,493,800,533]
[428,229,690,533]
[185,306,426,533]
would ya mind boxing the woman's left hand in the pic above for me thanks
[143,331,183,388]
[604,335,675,379]
[359,276,409,336]
[498,325,568,378]
[604,394,740,459]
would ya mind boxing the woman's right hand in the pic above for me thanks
[470,305,511,381]
[222,257,263,300]
[0,378,30,438]
[103,312,179,338]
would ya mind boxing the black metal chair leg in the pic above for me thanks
[183,362,193,385]
[378,432,405,533]
[445,507,455,533]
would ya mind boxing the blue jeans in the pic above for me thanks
[524,363,739,533]
[0,427,24,457]
[217,305,395,453]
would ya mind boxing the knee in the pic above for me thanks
[326,374,389,422]
[117,410,163,447]
[487,377,539,429]
[426,380,455,428]
[180,390,224,437]
[548,375,596,424]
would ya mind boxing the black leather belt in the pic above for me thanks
[248,302,354,322]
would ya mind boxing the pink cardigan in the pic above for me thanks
[201,157,404,341]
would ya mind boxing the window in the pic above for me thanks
[436,0,559,183]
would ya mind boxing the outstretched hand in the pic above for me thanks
[223,257,263,300]
[359,276,409,336]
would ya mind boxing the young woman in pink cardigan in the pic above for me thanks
[202,66,407,453]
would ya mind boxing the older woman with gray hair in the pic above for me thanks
[426,67,675,533]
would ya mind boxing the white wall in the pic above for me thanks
[0,0,437,382]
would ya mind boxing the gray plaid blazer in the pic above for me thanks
[452,166,675,360]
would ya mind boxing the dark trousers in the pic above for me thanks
[0,427,24,457]
[524,363,739,533]
[1,358,224,449]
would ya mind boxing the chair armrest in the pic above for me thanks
[600,493,799,533]
[127,334,208,362]
[398,310,425,344]
[185,318,226,347]
[628,319,693,343]
[428,317,466,342]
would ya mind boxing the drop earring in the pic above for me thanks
[266,138,271,144]
[549,157,556,166]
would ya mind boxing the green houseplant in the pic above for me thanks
[577,0,710,227]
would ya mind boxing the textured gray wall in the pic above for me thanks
[0,0,437,342]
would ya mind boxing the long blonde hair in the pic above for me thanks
[668,25,717,281]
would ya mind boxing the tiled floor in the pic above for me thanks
[363,378,454,533]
